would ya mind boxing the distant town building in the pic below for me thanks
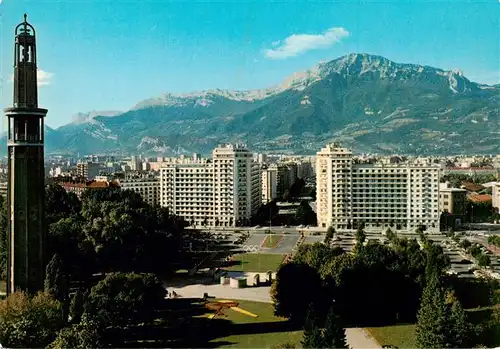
[316,143,440,233]
[60,180,118,198]
[439,183,467,215]
[439,182,467,228]
[76,162,101,180]
[160,144,261,227]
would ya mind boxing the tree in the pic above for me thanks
[325,226,335,245]
[0,291,64,348]
[415,275,448,349]
[45,253,70,322]
[460,239,472,250]
[47,313,101,349]
[84,272,165,327]
[301,303,323,349]
[424,242,450,280]
[271,262,323,324]
[294,200,316,226]
[294,243,344,271]
[354,228,366,252]
[69,289,87,324]
[415,274,469,349]
[45,184,81,225]
[477,254,491,267]
[322,304,347,349]
[447,300,468,348]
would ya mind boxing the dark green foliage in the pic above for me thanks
[416,274,470,349]
[460,239,472,249]
[45,254,68,302]
[488,235,500,247]
[294,200,316,226]
[294,243,344,271]
[448,300,468,348]
[477,254,491,267]
[251,200,279,226]
[285,178,306,201]
[271,262,323,324]
[45,184,81,225]
[69,289,86,324]
[322,305,347,349]
[45,253,70,322]
[301,304,323,349]
[84,272,165,327]
[47,314,101,349]
[354,228,366,252]
[324,226,335,245]
[0,292,64,348]
[424,242,451,280]
[415,275,448,348]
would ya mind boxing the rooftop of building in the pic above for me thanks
[461,182,485,192]
[467,194,493,203]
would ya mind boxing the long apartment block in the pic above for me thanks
[316,143,440,233]
[160,144,261,227]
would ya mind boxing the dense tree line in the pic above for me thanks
[0,184,197,348]
[271,229,498,348]
[488,235,500,248]
[440,173,497,187]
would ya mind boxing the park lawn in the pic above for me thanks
[225,253,285,272]
[208,299,303,348]
[365,324,416,349]
[262,234,283,248]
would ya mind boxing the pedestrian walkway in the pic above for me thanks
[345,328,381,349]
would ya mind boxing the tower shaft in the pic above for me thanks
[4,15,48,294]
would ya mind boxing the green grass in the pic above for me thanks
[0,280,5,294]
[262,234,283,248]
[208,299,303,348]
[224,253,285,272]
[365,324,416,349]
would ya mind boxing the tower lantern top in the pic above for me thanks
[15,13,35,37]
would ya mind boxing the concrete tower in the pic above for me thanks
[4,15,48,294]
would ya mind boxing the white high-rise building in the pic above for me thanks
[316,143,440,233]
[492,182,500,212]
[160,144,261,227]
[118,175,160,206]
[262,165,278,203]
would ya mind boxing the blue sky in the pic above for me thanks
[0,0,498,128]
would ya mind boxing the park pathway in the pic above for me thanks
[345,328,381,349]
[167,281,381,349]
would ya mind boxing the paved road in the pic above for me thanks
[242,233,299,255]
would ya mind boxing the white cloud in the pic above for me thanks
[37,69,53,86]
[9,69,53,86]
[264,27,350,60]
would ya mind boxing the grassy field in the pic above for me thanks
[207,299,303,348]
[365,324,416,349]
[224,253,285,272]
[262,234,283,248]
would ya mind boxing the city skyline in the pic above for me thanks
[0,0,498,128]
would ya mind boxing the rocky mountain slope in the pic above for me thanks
[9,53,500,156]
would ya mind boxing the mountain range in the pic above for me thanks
[5,53,499,156]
